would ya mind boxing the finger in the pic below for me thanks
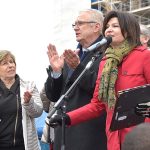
[24,91,32,96]
[24,96,30,103]
[135,108,150,117]
[24,94,31,100]
[24,92,32,101]
[136,111,148,114]
[47,44,58,58]
[136,106,147,111]
[136,111,150,117]
[137,104,150,109]
[63,50,71,60]
[138,102,150,107]
[142,113,150,117]
[64,50,79,62]
[64,49,76,59]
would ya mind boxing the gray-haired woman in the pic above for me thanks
[0,50,43,150]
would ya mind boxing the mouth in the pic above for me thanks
[8,70,15,73]
[106,34,113,37]
[75,32,80,37]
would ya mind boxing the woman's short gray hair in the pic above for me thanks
[0,50,16,64]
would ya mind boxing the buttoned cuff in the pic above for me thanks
[51,71,62,79]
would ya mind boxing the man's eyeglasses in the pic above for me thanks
[72,21,97,28]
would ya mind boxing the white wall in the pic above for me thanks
[0,0,91,90]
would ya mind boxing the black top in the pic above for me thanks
[0,75,24,148]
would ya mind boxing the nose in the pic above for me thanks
[8,62,14,67]
[106,26,113,32]
[73,25,79,31]
[72,23,80,30]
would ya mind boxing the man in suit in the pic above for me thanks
[45,9,107,150]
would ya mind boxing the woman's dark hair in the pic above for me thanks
[102,11,141,46]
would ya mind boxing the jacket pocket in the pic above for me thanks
[121,65,143,76]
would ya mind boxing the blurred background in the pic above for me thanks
[0,0,149,90]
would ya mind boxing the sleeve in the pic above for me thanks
[68,62,106,126]
[143,50,150,83]
[45,66,63,102]
[40,87,51,113]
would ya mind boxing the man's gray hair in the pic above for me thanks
[79,9,104,27]
[140,24,150,38]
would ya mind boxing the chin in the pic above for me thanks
[76,36,81,41]
[8,74,16,78]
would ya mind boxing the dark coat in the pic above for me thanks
[0,75,24,148]
[45,36,107,150]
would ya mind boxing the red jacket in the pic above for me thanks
[68,46,150,150]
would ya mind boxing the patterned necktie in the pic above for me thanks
[80,51,86,61]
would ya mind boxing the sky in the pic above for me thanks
[0,0,90,90]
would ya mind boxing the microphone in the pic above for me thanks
[87,36,112,52]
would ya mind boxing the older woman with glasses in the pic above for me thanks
[0,50,43,150]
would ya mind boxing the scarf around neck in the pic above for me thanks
[98,40,135,108]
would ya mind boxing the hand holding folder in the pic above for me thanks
[110,84,150,131]
[135,102,150,118]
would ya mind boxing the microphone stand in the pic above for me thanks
[60,101,67,150]
[47,51,103,150]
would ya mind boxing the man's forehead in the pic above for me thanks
[76,13,90,21]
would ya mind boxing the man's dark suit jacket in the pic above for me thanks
[45,35,107,150]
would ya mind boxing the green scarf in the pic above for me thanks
[98,40,135,108]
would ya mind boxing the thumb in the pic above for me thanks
[74,48,80,55]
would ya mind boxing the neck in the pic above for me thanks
[1,77,15,89]
[81,35,100,49]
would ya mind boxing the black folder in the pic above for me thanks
[110,84,150,131]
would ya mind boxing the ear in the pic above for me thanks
[94,23,102,33]
[144,36,150,44]
[140,35,149,44]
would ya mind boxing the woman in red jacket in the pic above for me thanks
[50,11,150,150]
[66,11,150,150]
